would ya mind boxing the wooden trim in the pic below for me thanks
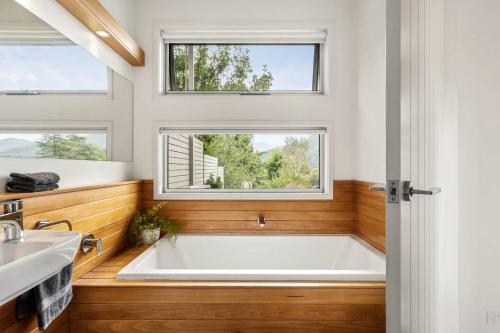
[0,180,142,201]
[142,180,355,234]
[56,0,145,66]
[353,181,386,252]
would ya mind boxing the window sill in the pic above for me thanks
[154,191,333,201]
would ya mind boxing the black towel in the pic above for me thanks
[6,172,60,193]
[16,263,73,331]
[9,172,60,185]
[6,182,59,193]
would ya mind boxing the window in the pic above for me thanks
[161,29,327,94]
[0,44,108,93]
[156,125,332,200]
[0,126,109,161]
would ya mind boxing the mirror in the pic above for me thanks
[0,0,133,162]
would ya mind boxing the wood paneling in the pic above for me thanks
[0,179,386,332]
[143,180,355,234]
[56,0,145,66]
[71,248,386,333]
[71,320,385,333]
[0,301,69,333]
[353,181,386,252]
[0,180,142,333]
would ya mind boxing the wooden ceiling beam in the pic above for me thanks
[57,0,145,66]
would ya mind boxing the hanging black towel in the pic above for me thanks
[16,263,73,331]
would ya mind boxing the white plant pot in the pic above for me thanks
[141,228,160,245]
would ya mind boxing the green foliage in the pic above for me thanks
[36,134,106,161]
[282,137,311,177]
[196,134,265,189]
[195,134,319,190]
[265,150,284,179]
[173,45,273,92]
[127,202,180,247]
[205,174,223,189]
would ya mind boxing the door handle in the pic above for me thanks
[410,187,441,196]
[403,181,441,201]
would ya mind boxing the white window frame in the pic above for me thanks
[154,121,334,200]
[156,27,328,96]
[0,121,113,161]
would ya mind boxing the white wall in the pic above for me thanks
[353,0,386,183]
[451,0,500,331]
[0,158,131,189]
[99,0,136,39]
[0,71,133,162]
[131,0,359,181]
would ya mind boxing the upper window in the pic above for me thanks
[161,28,327,94]
[0,44,108,93]
[166,44,320,93]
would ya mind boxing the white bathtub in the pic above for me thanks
[117,234,385,281]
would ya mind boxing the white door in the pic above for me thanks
[385,0,444,332]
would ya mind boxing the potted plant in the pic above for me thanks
[127,201,179,246]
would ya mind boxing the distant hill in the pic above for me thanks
[259,136,320,168]
[0,138,37,157]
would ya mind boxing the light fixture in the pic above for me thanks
[95,30,110,38]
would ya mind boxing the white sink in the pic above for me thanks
[0,230,82,306]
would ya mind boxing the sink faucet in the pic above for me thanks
[1,200,24,242]
[0,220,24,242]
[35,219,73,231]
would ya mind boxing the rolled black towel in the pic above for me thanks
[6,182,59,193]
[9,172,60,185]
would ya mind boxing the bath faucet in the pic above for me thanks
[0,200,24,242]
[257,216,267,228]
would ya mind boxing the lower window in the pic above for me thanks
[156,126,331,199]
[0,127,109,161]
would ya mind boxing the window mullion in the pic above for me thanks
[187,45,194,90]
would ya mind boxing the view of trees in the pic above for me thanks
[172,44,318,190]
[172,45,273,91]
[196,134,319,190]
[36,134,107,161]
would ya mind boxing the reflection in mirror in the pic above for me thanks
[0,0,133,162]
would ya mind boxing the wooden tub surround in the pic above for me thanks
[0,179,385,332]
[71,248,386,333]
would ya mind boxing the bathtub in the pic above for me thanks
[117,234,385,281]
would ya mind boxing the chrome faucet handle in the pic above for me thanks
[0,199,24,242]
[81,234,102,256]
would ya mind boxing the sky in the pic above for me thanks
[245,45,316,90]
[192,44,316,91]
[0,44,107,91]
[251,134,313,152]
[0,43,315,91]
[0,133,107,149]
